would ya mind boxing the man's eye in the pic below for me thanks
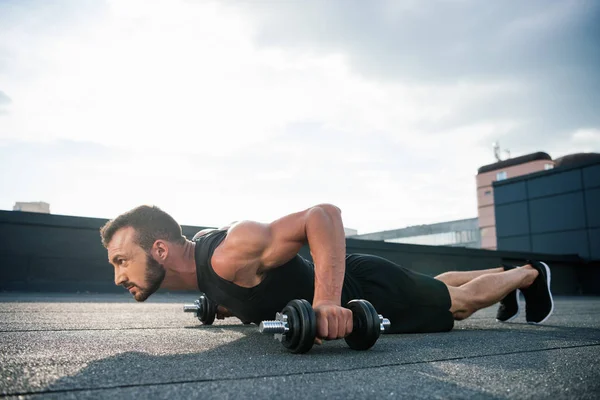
[118,259,125,265]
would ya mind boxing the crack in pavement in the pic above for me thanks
[0,326,191,333]
[2,342,598,397]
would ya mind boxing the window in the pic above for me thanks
[544,163,554,170]
[496,171,507,181]
[385,230,479,247]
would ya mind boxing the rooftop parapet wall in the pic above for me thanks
[1,210,598,295]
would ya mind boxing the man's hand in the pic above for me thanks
[313,300,353,344]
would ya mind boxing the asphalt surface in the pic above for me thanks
[1,293,599,399]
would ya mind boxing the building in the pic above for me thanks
[343,227,358,237]
[350,218,481,248]
[476,152,555,250]
[493,153,600,259]
[13,202,51,214]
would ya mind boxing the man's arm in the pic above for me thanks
[213,204,353,340]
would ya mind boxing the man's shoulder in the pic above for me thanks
[211,225,266,287]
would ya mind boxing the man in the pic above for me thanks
[100,204,553,341]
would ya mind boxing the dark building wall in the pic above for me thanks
[0,211,210,293]
[494,160,600,260]
[1,210,598,296]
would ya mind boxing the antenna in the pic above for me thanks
[493,142,501,161]
[492,142,511,161]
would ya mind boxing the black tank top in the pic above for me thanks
[194,229,362,324]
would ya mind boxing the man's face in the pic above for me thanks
[107,227,166,302]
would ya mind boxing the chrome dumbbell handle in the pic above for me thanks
[183,299,201,313]
[183,304,199,312]
[258,313,289,342]
[379,314,391,332]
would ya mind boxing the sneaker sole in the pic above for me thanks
[527,261,554,325]
[496,289,521,323]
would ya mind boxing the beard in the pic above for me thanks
[133,253,166,302]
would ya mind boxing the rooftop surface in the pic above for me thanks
[1,293,599,399]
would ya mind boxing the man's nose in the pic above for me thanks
[114,268,126,286]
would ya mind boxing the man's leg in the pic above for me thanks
[435,267,504,287]
[445,265,538,320]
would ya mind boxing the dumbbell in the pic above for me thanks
[258,299,391,353]
[183,293,217,325]
[183,294,253,325]
[259,299,316,354]
[344,299,391,351]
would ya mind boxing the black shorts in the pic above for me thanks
[345,254,454,334]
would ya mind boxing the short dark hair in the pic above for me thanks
[100,205,185,250]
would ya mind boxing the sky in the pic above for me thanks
[1,0,599,234]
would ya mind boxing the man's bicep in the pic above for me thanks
[262,204,342,267]
[226,204,342,270]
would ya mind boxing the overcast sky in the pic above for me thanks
[1,0,599,233]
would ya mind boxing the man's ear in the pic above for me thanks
[153,240,169,261]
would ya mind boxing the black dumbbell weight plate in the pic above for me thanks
[280,303,301,351]
[198,295,217,325]
[282,299,316,354]
[291,299,316,354]
[344,300,380,350]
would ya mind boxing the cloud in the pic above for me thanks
[244,0,598,83]
[0,0,598,232]
[0,1,518,155]
[0,90,10,104]
[242,0,600,152]
[544,128,600,157]
[0,90,11,115]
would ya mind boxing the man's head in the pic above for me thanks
[100,205,185,301]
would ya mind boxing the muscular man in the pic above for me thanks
[100,204,553,341]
